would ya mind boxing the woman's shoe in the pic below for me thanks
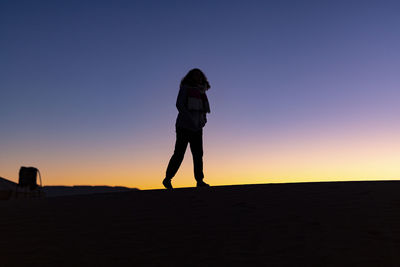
[163,178,173,190]
[196,180,210,187]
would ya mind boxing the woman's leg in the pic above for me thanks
[189,129,204,182]
[165,128,189,180]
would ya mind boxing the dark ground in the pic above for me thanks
[1,181,400,266]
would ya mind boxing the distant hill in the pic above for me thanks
[43,185,139,197]
[0,177,16,200]
[0,176,17,189]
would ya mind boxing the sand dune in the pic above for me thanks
[1,179,138,199]
[42,185,138,197]
[1,181,400,266]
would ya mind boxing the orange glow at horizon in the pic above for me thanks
[2,120,399,190]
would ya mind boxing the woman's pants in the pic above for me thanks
[165,128,204,181]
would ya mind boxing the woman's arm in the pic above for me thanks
[176,86,196,127]
[176,86,188,113]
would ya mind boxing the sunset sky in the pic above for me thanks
[1,1,399,189]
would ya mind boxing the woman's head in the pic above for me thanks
[180,68,210,90]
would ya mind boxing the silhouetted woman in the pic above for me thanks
[163,68,211,189]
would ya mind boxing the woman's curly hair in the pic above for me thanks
[180,68,210,90]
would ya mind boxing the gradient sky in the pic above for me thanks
[1,0,399,189]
